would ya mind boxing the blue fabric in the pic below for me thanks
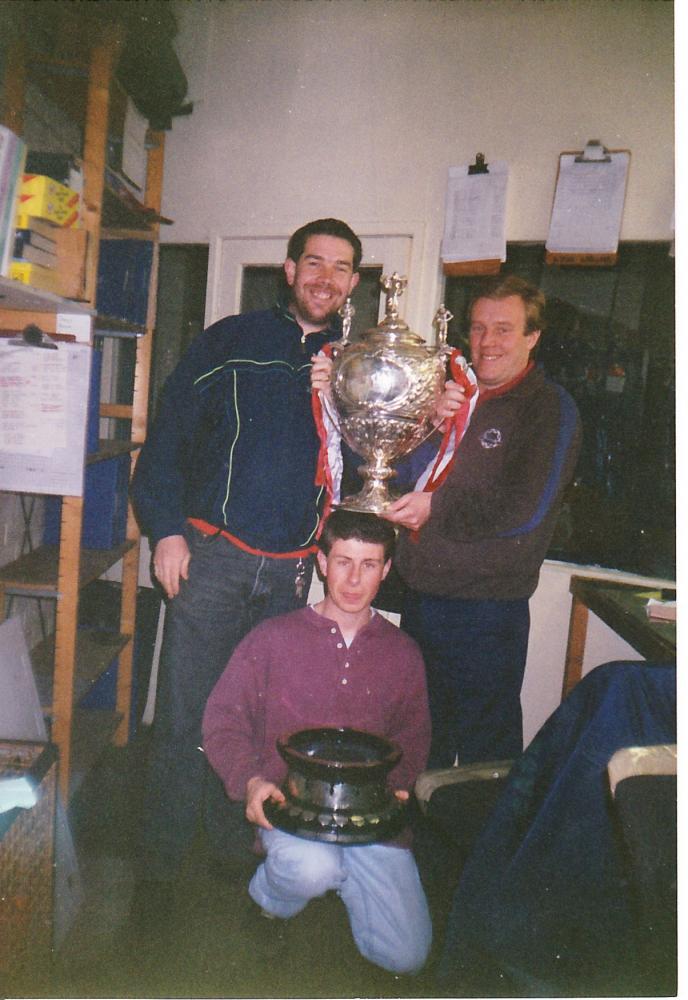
[401,591,530,766]
[438,661,676,996]
[497,381,580,537]
[131,305,341,551]
[139,526,313,878]
[252,828,432,975]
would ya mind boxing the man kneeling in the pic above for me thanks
[202,509,432,975]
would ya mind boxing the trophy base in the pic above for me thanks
[336,481,397,516]
[264,795,406,844]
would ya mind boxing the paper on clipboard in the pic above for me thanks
[546,149,630,254]
[441,161,508,263]
[0,340,91,495]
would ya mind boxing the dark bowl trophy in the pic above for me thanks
[330,273,455,513]
[263,727,406,844]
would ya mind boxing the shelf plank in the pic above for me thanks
[94,316,146,338]
[86,439,141,464]
[102,185,155,232]
[100,227,157,242]
[0,275,93,315]
[0,539,136,596]
[32,629,133,709]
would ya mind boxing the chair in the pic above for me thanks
[607,743,677,995]
[416,661,677,995]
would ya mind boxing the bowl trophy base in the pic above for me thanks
[264,727,407,845]
[264,795,406,844]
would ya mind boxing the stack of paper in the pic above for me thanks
[546,149,630,254]
[441,161,508,264]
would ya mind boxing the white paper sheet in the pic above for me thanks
[546,151,630,254]
[0,340,91,495]
[441,161,508,263]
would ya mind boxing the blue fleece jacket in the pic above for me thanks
[131,304,341,553]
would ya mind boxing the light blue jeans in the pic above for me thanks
[250,828,432,975]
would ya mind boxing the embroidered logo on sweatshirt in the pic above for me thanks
[480,428,502,449]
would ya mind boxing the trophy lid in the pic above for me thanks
[365,272,427,347]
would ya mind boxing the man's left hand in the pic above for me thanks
[383,492,432,532]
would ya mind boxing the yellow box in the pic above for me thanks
[10,260,62,294]
[17,175,81,228]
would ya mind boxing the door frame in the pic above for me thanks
[205,221,431,337]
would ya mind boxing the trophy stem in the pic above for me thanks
[337,453,399,515]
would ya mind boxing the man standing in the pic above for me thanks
[384,276,581,767]
[202,510,432,975]
[131,220,361,887]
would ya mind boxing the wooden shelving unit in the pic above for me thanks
[0,21,164,800]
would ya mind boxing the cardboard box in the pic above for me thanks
[9,259,61,294]
[53,228,88,300]
[43,454,131,550]
[11,228,88,300]
[17,174,81,228]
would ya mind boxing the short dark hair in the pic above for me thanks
[287,219,362,272]
[319,509,395,561]
[468,275,546,334]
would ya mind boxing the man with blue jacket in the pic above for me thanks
[131,219,361,895]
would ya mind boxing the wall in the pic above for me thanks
[157,0,675,742]
[163,0,673,327]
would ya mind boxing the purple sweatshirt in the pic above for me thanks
[202,606,430,803]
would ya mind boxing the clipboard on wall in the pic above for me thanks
[545,141,631,267]
[0,336,92,495]
[441,154,507,276]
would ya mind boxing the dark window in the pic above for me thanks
[444,243,675,580]
[241,265,383,341]
[149,244,210,419]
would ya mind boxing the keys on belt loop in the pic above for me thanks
[294,558,307,600]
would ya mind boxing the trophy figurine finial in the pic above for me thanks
[433,304,453,348]
[338,297,355,345]
[381,273,407,321]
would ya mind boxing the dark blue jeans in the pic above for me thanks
[401,590,530,767]
[139,525,313,880]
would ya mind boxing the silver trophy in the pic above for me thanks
[330,273,454,513]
